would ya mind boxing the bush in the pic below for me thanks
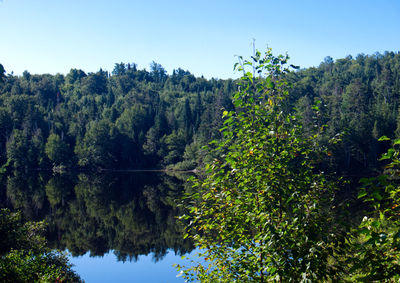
[177,49,347,282]
[0,208,82,282]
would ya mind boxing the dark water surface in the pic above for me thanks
[0,171,194,282]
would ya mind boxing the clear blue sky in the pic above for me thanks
[1,0,399,79]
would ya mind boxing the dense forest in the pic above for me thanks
[0,51,399,176]
[0,61,234,171]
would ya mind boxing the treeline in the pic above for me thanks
[0,51,399,174]
[288,51,400,176]
[0,62,233,171]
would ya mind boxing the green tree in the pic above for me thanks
[164,130,186,165]
[112,62,126,76]
[349,136,400,281]
[182,98,193,142]
[178,49,345,282]
[0,208,82,282]
[150,61,167,83]
[0,63,5,85]
[74,119,118,168]
[116,105,147,142]
[65,68,86,85]
[45,133,70,166]
[6,129,30,169]
[0,107,12,165]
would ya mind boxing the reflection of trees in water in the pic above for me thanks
[4,171,48,220]
[1,171,193,261]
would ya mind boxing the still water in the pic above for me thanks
[0,171,194,282]
[69,249,190,283]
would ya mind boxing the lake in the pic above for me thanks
[0,170,194,282]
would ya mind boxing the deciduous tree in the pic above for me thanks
[178,49,346,282]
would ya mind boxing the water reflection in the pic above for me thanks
[1,171,193,262]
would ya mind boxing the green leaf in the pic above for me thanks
[378,136,390,141]
[358,190,367,199]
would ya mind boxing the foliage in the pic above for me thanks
[0,52,400,173]
[177,49,347,282]
[6,129,31,169]
[0,208,82,282]
[0,208,45,255]
[0,249,81,283]
[45,133,70,167]
[0,63,5,85]
[74,119,118,168]
[286,51,400,177]
[347,136,400,281]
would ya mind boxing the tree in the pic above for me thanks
[0,107,12,164]
[45,133,70,166]
[116,105,148,142]
[177,49,346,282]
[0,63,5,85]
[181,98,193,142]
[112,62,126,76]
[163,130,186,165]
[65,68,86,85]
[74,119,118,168]
[150,61,167,83]
[0,208,82,282]
[349,136,400,281]
[6,129,30,169]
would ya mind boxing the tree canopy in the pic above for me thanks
[0,52,399,177]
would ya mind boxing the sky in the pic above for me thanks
[0,0,399,79]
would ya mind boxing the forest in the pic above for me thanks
[0,51,399,178]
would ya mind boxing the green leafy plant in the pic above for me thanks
[0,208,82,282]
[348,136,400,281]
[177,49,346,282]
